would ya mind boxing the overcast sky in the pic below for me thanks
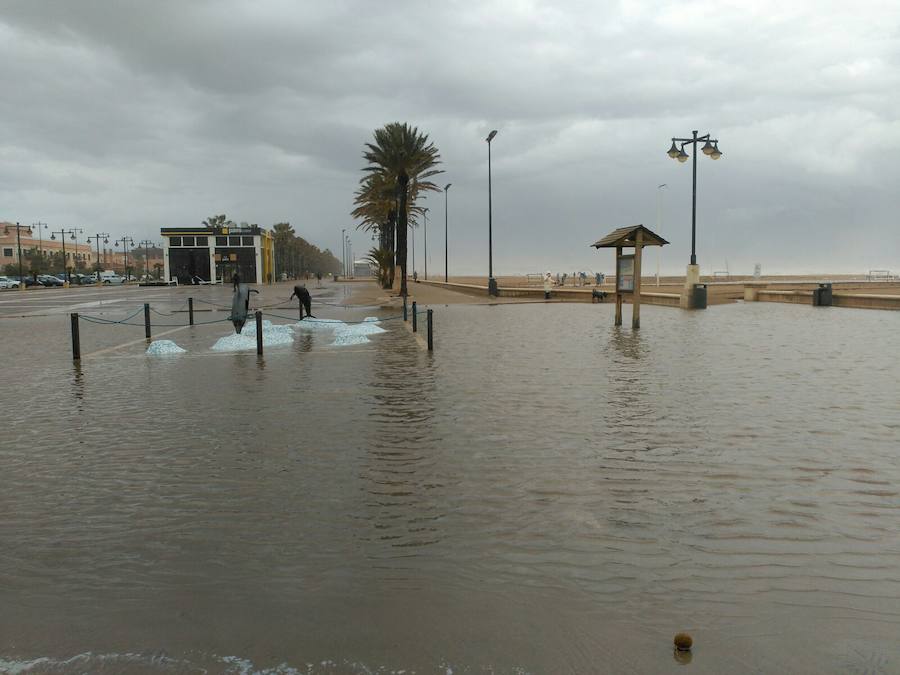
[2,0,899,275]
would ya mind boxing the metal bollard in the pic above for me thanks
[188,297,194,325]
[412,301,417,332]
[144,303,151,339]
[427,308,433,351]
[255,310,263,355]
[71,313,81,360]
[403,296,408,321]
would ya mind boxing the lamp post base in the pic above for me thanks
[488,277,498,297]
[680,264,701,309]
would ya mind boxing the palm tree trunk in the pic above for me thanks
[396,173,409,296]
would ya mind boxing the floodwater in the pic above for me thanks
[1,293,899,674]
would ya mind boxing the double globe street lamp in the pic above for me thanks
[666,131,722,269]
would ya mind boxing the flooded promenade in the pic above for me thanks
[1,282,899,673]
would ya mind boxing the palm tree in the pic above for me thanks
[362,123,442,297]
[352,173,398,287]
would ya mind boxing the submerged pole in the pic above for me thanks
[188,297,194,325]
[427,308,433,351]
[144,303,151,339]
[255,310,263,355]
[403,296,408,321]
[70,313,81,360]
[412,301,417,332]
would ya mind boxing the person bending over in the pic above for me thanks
[289,284,313,320]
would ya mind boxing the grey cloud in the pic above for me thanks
[1,0,899,274]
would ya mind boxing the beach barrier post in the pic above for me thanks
[412,302,418,332]
[403,296,408,321]
[188,297,194,325]
[143,303,151,339]
[70,313,81,360]
[255,311,263,355]
[427,309,433,351]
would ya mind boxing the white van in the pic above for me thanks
[97,271,126,285]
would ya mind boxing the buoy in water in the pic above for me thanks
[674,632,693,651]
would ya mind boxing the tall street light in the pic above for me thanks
[138,239,155,280]
[656,184,667,286]
[87,233,110,280]
[422,207,429,280]
[115,236,135,280]
[341,228,346,278]
[5,222,32,289]
[666,130,722,268]
[50,227,82,284]
[443,183,452,283]
[486,129,499,296]
[33,222,47,255]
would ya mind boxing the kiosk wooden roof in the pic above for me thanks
[591,224,668,249]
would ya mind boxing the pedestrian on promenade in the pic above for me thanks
[232,271,241,291]
[543,271,553,300]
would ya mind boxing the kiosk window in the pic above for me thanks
[170,237,181,246]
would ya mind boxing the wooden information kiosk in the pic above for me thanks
[591,225,668,329]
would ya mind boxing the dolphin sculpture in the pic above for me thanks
[230,283,259,333]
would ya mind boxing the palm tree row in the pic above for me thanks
[352,122,442,296]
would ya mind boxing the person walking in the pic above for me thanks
[543,271,553,300]
[232,270,241,291]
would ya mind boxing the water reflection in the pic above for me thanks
[356,329,443,568]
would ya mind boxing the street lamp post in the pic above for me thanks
[33,222,47,256]
[666,130,722,307]
[5,222,32,289]
[115,236,135,281]
[656,184,667,286]
[486,130,498,296]
[50,228,83,283]
[341,228,346,278]
[423,207,429,280]
[444,183,451,283]
[666,130,722,266]
[87,233,110,281]
[138,239,155,280]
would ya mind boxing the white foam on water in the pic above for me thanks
[0,652,460,675]
[211,321,295,351]
[335,322,386,337]
[145,339,187,355]
[331,332,371,346]
[294,318,346,332]
[363,316,380,322]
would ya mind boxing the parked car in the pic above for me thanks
[0,275,21,289]
[38,274,65,287]
[73,273,95,285]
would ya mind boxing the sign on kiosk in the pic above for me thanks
[617,255,635,293]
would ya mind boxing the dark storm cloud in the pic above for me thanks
[2,0,899,273]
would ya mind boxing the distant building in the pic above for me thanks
[1,221,95,271]
[161,224,274,285]
[353,259,374,277]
